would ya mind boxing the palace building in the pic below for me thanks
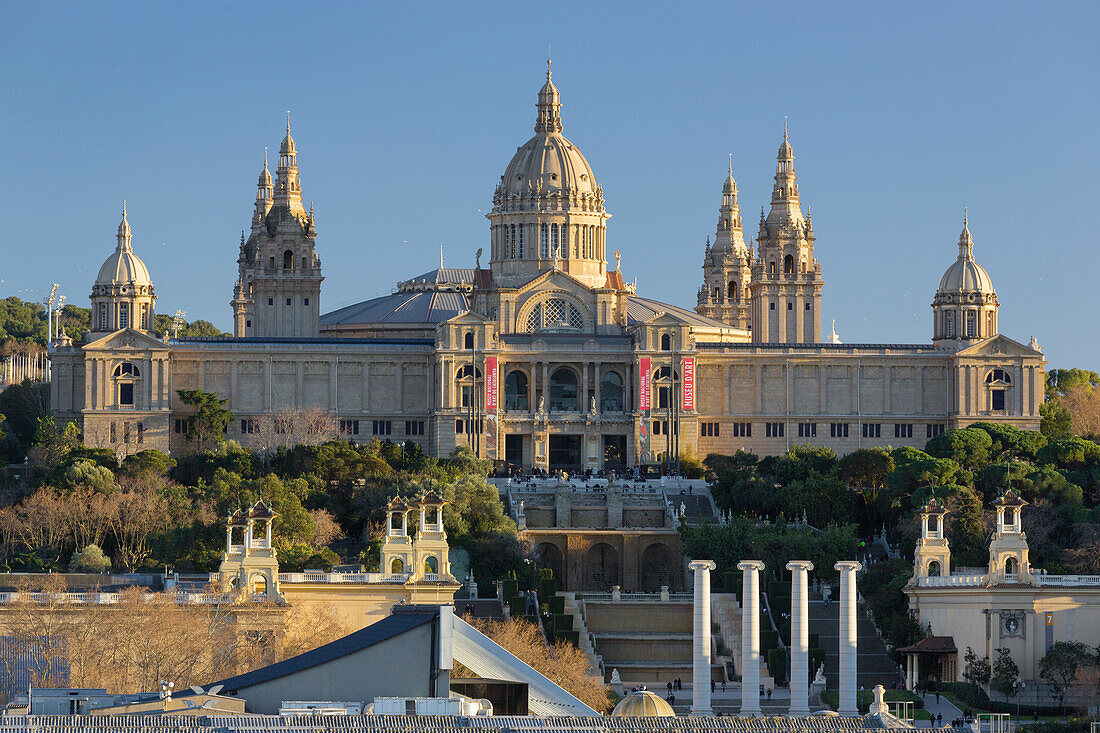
[50,64,1046,470]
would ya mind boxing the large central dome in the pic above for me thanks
[498,68,599,200]
[488,62,611,290]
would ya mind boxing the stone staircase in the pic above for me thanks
[807,585,901,691]
[583,599,724,686]
[560,592,603,675]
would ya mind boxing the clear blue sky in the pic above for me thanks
[2,2,1097,368]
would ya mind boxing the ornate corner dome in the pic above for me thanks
[936,214,996,294]
[488,61,612,290]
[932,212,999,343]
[95,202,153,288]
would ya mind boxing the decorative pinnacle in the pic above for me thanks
[122,199,127,218]
[964,206,968,226]
[728,154,733,176]
[546,56,552,82]
[784,116,789,140]
[264,147,268,168]
[286,110,291,134]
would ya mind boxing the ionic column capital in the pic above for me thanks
[834,560,863,573]
[786,560,814,572]
[737,560,765,572]
[689,560,717,572]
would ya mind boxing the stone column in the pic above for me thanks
[834,560,863,715]
[689,560,717,717]
[738,560,765,715]
[786,560,814,715]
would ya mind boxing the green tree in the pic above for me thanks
[1046,369,1100,401]
[926,427,993,471]
[990,646,1020,700]
[121,449,176,479]
[176,389,232,452]
[963,646,991,687]
[62,460,116,494]
[1037,438,1100,471]
[69,544,112,573]
[1040,402,1074,440]
[1039,641,1091,718]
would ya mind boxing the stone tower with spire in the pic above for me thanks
[232,117,323,338]
[750,126,823,343]
[696,160,754,330]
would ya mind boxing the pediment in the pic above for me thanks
[955,335,1042,358]
[442,310,493,326]
[515,269,595,300]
[639,311,694,327]
[84,328,169,352]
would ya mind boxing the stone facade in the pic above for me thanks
[50,66,1045,465]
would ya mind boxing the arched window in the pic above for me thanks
[654,366,679,409]
[505,371,529,411]
[113,363,140,377]
[456,365,482,408]
[424,556,439,574]
[549,368,579,411]
[463,332,474,350]
[390,558,404,573]
[660,334,672,351]
[1004,556,1018,576]
[769,261,776,274]
[525,298,584,331]
[712,286,720,301]
[600,371,623,412]
[252,574,268,596]
[927,561,941,577]
[728,281,738,300]
[784,254,794,273]
[282,250,294,270]
[986,369,1011,384]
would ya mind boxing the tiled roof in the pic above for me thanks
[320,291,470,326]
[898,635,957,654]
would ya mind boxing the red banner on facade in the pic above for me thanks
[485,355,498,411]
[682,357,695,411]
[639,357,652,411]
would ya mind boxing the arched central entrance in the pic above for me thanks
[584,543,619,592]
[640,543,675,592]
[534,542,565,585]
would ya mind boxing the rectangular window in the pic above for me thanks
[862,423,881,438]
[456,419,464,434]
[373,420,392,436]
[992,389,1006,411]
[926,424,946,438]
[787,302,793,311]
[798,422,816,437]
[339,420,360,436]
[829,423,850,438]
[805,303,811,310]
[770,302,776,311]
[246,319,252,328]
[894,423,913,438]
[304,298,310,306]
[110,422,117,443]
[731,422,751,437]
[966,311,976,337]
[405,421,425,436]
[137,422,144,444]
[765,422,784,438]
[700,422,720,437]
[286,298,292,306]
[268,298,274,306]
[119,383,134,406]
[122,422,130,444]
